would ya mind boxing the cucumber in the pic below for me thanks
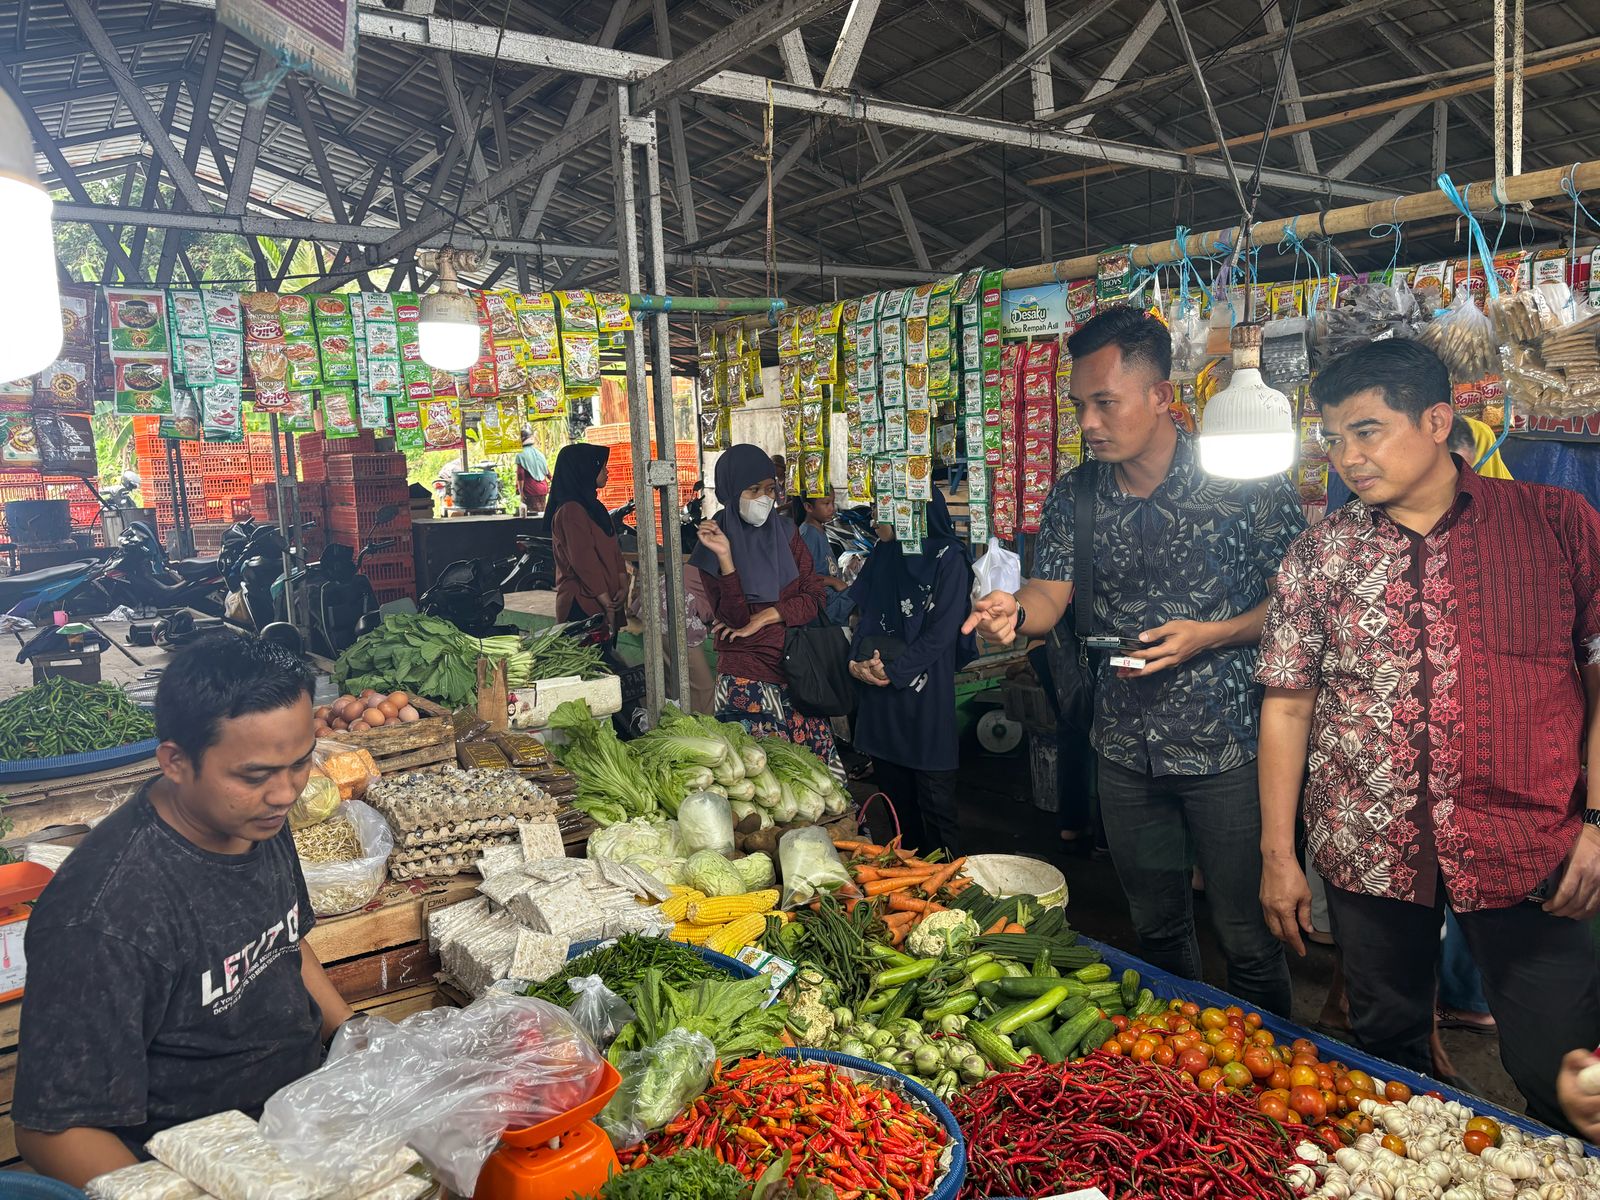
[1084,982,1123,1001]
[1054,1005,1101,1057]
[995,976,1073,1000]
[976,981,1001,1002]
[1054,994,1090,1022]
[968,1019,1026,1069]
[1076,1018,1116,1057]
[989,985,1071,1036]
[1119,968,1140,1008]
[1020,1020,1064,1064]
[1133,988,1160,1017]
[1073,963,1113,983]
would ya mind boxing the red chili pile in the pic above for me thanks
[952,1053,1299,1200]
[641,1055,949,1200]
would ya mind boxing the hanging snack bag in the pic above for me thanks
[561,334,601,393]
[202,382,244,442]
[33,353,92,411]
[35,412,95,474]
[1419,288,1498,384]
[320,388,359,439]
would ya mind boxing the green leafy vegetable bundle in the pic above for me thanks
[521,933,726,1005]
[548,699,660,825]
[0,678,154,760]
[609,968,788,1062]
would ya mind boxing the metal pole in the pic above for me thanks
[268,415,297,633]
[642,107,693,715]
[612,86,666,725]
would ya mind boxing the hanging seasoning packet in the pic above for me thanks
[202,382,244,443]
[320,387,359,438]
[560,333,601,393]
[527,364,565,416]
[116,358,174,415]
[421,397,464,450]
[280,391,317,433]
[313,294,357,383]
[358,392,392,432]
[392,397,425,452]
[593,292,632,350]
[32,353,93,411]
[278,294,322,390]
[35,410,96,474]
[158,387,199,439]
[106,288,170,355]
[465,296,500,399]
[58,284,94,349]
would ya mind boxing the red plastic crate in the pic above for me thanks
[364,558,415,591]
[373,583,415,605]
[325,452,406,481]
[327,477,409,513]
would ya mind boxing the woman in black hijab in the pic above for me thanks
[848,490,974,854]
[689,443,840,775]
[547,443,627,632]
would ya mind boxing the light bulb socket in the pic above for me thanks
[419,288,477,326]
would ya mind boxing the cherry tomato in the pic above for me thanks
[1464,1117,1502,1146]
[1100,1038,1124,1056]
[1222,1061,1254,1091]
[1179,1001,1201,1020]
[1345,1087,1378,1109]
[1251,1029,1276,1047]
[1242,1046,1276,1080]
[1178,1046,1212,1078]
[1290,1085,1327,1122]
[1111,1015,1130,1032]
[1381,1134,1407,1156]
[1261,1096,1288,1121]
[1225,1005,1245,1021]
[1244,1012,1264,1031]
[1291,1052,1320,1069]
[1170,1033,1198,1053]
[1463,1129,1492,1156]
[1312,1123,1347,1152]
[1384,1081,1413,1103]
[1152,1043,1175,1067]
[1283,1109,1304,1125]
[1118,1030,1140,1051]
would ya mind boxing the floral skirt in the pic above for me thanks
[714,674,844,781]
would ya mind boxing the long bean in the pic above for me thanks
[521,933,724,1004]
[0,678,154,761]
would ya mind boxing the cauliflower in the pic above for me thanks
[786,969,839,1046]
[906,910,981,959]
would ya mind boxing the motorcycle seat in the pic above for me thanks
[0,560,95,610]
[170,558,219,579]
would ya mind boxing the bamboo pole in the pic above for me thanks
[1000,158,1600,290]
[1027,46,1600,188]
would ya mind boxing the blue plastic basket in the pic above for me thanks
[1079,935,1574,1144]
[564,937,758,979]
[780,1047,967,1200]
[0,736,159,783]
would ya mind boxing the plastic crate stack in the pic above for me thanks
[592,438,701,546]
[325,451,413,603]
[131,417,257,533]
[247,480,329,561]
[297,431,377,481]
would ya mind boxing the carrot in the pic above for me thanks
[872,865,942,878]
[862,874,936,897]
[888,893,948,915]
[984,915,1009,935]
[1002,921,1027,935]
[921,856,968,897]
[833,839,888,855]
[883,910,918,928]
[888,925,908,948]
[947,877,974,894]
[852,866,885,883]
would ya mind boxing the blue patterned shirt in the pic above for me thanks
[1034,432,1306,777]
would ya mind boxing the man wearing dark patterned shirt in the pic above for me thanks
[1257,338,1600,1130]
[965,307,1304,1014]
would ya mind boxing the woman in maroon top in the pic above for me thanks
[690,444,841,774]
[546,443,628,635]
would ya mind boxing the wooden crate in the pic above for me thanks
[0,996,21,1170]
[326,696,456,774]
[308,873,478,968]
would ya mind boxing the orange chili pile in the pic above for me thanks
[951,1054,1299,1200]
[640,1055,949,1200]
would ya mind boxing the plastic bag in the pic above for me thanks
[971,538,1021,603]
[1418,288,1499,383]
[289,773,341,832]
[676,790,735,856]
[299,800,393,917]
[597,1028,716,1150]
[568,974,635,1048]
[313,738,381,801]
[261,993,606,1197]
[86,1162,208,1200]
[778,825,854,908]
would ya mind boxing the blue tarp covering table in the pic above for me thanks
[1078,934,1568,1143]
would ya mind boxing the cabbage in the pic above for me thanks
[678,791,735,856]
[686,849,746,898]
[732,852,774,890]
[793,786,825,823]
[587,818,683,865]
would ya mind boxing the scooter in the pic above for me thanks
[0,520,224,621]
[418,556,513,638]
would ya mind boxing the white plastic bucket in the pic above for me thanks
[961,853,1068,909]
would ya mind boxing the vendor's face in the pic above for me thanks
[158,696,316,850]
[1320,387,1453,508]
[597,464,610,489]
[1070,344,1174,464]
[743,477,778,503]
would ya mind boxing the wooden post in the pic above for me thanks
[476,656,509,731]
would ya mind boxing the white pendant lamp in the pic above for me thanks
[0,89,63,382]
[417,247,481,372]
[1198,323,1295,479]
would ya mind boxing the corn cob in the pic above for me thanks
[659,889,706,922]
[706,913,767,955]
[686,889,779,925]
[671,920,721,945]
[666,884,701,896]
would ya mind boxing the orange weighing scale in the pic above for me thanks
[0,863,53,1003]
[474,1058,623,1200]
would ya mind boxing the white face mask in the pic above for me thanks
[740,495,775,527]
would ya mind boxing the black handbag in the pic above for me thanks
[784,624,856,717]
[1044,462,1101,734]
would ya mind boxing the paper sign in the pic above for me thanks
[1002,282,1071,337]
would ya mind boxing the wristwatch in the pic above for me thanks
[1013,601,1028,636]
[1584,810,1600,830]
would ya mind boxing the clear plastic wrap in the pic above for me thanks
[260,992,607,1197]
[568,974,635,1047]
[1166,303,1208,381]
[86,1162,207,1200]
[299,800,393,917]
[1418,288,1499,383]
[597,1028,716,1150]
[971,539,1021,602]
[676,790,735,856]
[778,825,854,908]
[1314,280,1423,365]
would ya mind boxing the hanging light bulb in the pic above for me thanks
[1198,323,1295,479]
[417,248,481,372]
[0,89,62,382]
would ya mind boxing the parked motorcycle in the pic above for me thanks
[501,498,640,595]
[0,520,224,621]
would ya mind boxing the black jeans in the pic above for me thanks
[1098,756,1293,1016]
[1324,882,1600,1132]
[869,758,961,856]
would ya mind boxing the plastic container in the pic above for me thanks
[960,853,1067,909]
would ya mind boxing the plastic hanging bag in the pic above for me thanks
[297,800,393,917]
[971,538,1022,603]
[1418,287,1499,383]
[260,992,607,1197]
[311,738,382,802]
[567,974,635,1048]
[597,1028,716,1150]
[778,824,855,908]
[676,790,736,856]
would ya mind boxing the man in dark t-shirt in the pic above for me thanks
[13,635,355,1186]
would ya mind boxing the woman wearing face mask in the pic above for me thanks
[847,490,974,855]
[690,443,841,773]
[546,443,627,635]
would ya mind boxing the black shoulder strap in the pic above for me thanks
[1071,462,1096,638]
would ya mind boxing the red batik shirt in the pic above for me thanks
[1256,463,1600,911]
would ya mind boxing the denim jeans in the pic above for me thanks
[1097,755,1293,1016]
[1438,907,1489,1014]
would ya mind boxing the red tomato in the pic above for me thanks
[1381,1134,1407,1156]
[1153,1043,1176,1068]
[1198,1066,1226,1091]
[1244,1012,1264,1031]
[1291,1038,1318,1056]
[1290,1085,1328,1122]
[1463,1129,1492,1155]
[1289,1064,1320,1088]
[1131,1038,1160,1062]
[1111,1015,1130,1032]
[1242,1046,1275,1080]
[1100,1038,1124,1056]
[1222,1061,1254,1091]
[1214,1040,1241,1066]
[1269,1065,1292,1091]
[1384,1081,1413,1103]
[1257,1093,1289,1121]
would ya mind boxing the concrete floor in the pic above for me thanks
[852,724,1527,1117]
[0,619,176,697]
